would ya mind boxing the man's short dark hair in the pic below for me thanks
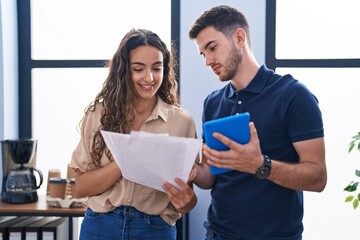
[188,5,251,45]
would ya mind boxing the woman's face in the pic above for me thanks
[129,45,164,101]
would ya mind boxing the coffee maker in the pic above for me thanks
[1,139,43,203]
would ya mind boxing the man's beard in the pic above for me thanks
[219,45,242,81]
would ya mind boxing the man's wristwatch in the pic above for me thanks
[255,155,272,180]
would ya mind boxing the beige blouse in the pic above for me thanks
[69,97,197,226]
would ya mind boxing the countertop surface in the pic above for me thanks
[0,195,86,216]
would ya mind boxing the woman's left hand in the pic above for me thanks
[163,178,197,214]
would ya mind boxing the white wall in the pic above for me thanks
[0,0,18,188]
[179,1,266,239]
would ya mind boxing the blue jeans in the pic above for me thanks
[80,206,176,240]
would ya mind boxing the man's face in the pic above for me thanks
[195,26,242,81]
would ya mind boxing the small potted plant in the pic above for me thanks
[344,132,360,209]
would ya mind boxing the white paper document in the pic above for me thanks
[101,130,202,192]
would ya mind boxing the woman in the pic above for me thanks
[69,28,198,240]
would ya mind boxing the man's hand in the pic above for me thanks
[203,122,263,174]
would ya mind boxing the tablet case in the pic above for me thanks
[203,112,250,175]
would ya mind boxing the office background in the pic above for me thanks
[1,0,360,239]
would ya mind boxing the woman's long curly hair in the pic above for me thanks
[83,29,179,169]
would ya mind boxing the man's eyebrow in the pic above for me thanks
[204,40,216,50]
[200,40,216,56]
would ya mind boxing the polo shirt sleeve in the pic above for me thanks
[284,81,324,143]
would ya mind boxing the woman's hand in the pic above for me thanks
[162,178,197,214]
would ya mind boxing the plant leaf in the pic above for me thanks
[344,185,352,191]
[345,196,354,202]
[356,169,360,177]
[351,182,359,191]
[354,133,360,140]
[358,193,360,201]
[344,182,359,192]
[349,141,355,152]
[353,199,359,209]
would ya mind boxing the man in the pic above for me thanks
[189,5,327,240]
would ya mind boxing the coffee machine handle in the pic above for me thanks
[32,168,44,189]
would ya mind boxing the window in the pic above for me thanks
[275,0,360,59]
[31,0,172,60]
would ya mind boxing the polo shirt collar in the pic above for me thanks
[226,65,272,98]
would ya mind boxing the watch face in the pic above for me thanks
[255,166,271,180]
[255,155,272,180]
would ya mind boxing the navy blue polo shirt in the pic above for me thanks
[202,65,324,239]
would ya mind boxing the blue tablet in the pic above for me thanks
[203,112,250,175]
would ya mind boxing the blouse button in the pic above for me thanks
[238,100,242,104]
